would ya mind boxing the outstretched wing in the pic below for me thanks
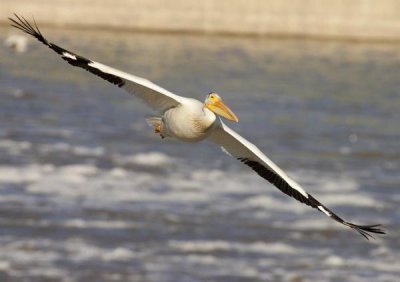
[209,121,385,239]
[9,14,184,113]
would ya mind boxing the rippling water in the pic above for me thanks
[1,27,399,282]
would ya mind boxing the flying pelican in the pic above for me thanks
[10,14,385,239]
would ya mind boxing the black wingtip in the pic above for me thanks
[9,13,127,88]
[345,223,386,240]
[9,13,48,45]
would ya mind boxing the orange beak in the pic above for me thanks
[206,99,239,122]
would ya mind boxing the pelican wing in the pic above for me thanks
[9,14,183,112]
[209,121,384,239]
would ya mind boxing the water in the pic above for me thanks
[1,26,399,281]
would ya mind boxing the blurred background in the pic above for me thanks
[0,1,399,282]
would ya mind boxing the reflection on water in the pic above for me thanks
[0,27,399,281]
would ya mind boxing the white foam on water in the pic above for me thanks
[0,239,62,274]
[0,260,10,271]
[58,164,99,177]
[39,142,70,153]
[149,254,262,280]
[187,168,266,195]
[25,164,99,195]
[348,256,400,272]
[72,145,105,156]
[0,139,31,154]
[113,151,173,167]
[64,238,136,263]
[0,156,378,221]
[273,217,333,231]
[61,218,140,229]
[323,255,345,267]
[317,193,382,208]
[102,247,136,262]
[240,195,309,213]
[0,165,47,184]
[168,240,297,254]
[0,159,394,279]
[290,169,360,193]
[0,154,392,282]
[38,142,105,157]
[7,161,206,209]
[226,167,378,223]
[109,167,129,178]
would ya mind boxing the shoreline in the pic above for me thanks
[3,23,400,45]
[2,0,400,43]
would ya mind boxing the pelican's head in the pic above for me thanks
[204,92,239,122]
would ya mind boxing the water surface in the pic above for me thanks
[0,27,399,282]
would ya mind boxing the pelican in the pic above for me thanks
[10,14,385,239]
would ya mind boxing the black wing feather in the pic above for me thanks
[9,14,125,87]
[239,158,385,240]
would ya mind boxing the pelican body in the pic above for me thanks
[10,14,385,240]
[157,98,216,142]
[150,94,237,142]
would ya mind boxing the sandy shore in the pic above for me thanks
[1,0,400,41]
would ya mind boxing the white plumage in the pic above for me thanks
[10,14,384,240]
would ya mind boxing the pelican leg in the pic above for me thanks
[154,124,165,139]
[155,124,161,133]
[145,116,165,139]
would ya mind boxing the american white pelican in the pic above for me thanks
[10,14,385,239]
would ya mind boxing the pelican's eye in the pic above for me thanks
[206,93,220,105]
[208,93,217,101]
